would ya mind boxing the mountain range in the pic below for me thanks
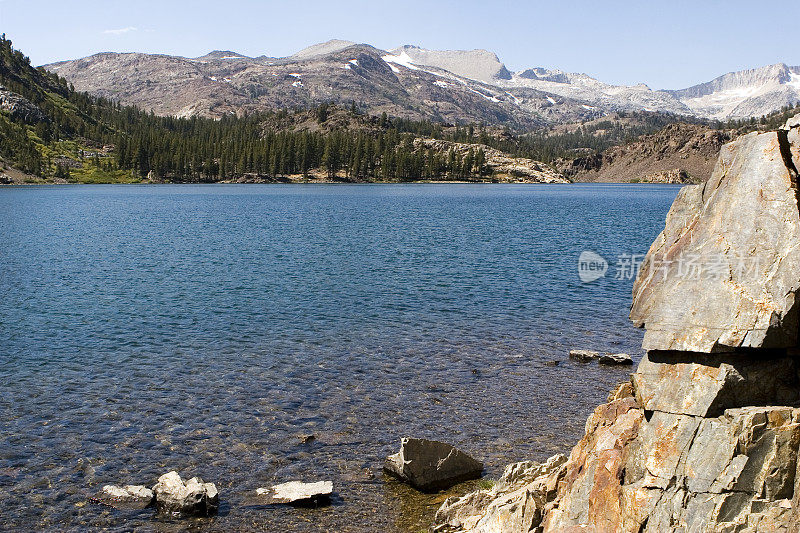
[45,40,800,127]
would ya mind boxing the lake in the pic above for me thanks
[0,183,680,532]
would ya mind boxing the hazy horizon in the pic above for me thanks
[2,0,800,90]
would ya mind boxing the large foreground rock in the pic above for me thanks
[434,119,800,532]
[436,378,800,533]
[384,438,483,492]
[152,471,219,516]
[542,386,800,532]
[630,118,800,352]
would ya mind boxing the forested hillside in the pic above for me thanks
[5,35,792,185]
[0,36,562,183]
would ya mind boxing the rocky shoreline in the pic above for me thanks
[54,116,800,532]
[430,113,800,532]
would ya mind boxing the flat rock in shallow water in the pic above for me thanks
[94,484,154,510]
[152,471,218,516]
[568,350,600,363]
[256,480,333,506]
[384,437,483,492]
[598,353,633,365]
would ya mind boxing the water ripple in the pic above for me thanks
[0,183,680,532]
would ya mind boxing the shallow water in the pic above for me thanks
[0,183,680,532]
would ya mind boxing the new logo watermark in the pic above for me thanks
[577,251,608,283]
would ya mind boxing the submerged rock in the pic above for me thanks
[630,119,800,352]
[94,484,154,510]
[152,471,218,516]
[384,438,483,492]
[297,433,316,444]
[256,480,333,506]
[598,353,633,365]
[568,350,600,363]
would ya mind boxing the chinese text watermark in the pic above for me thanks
[578,251,762,283]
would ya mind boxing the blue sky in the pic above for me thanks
[2,0,799,89]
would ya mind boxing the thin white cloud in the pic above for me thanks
[103,26,137,36]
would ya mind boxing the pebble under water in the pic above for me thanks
[0,183,681,532]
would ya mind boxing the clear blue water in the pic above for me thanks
[0,183,680,532]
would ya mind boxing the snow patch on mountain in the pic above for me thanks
[381,51,419,71]
[668,63,800,119]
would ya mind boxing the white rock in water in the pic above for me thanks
[101,484,153,500]
[95,484,154,509]
[257,480,333,505]
[152,471,219,516]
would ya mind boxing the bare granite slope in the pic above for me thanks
[45,44,594,127]
[44,40,800,124]
[566,123,734,183]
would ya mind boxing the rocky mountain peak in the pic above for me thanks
[289,39,357,61]
[196,50,248,61]
[388,44,512,82]
[41,40,800,123]
[667,62,800,119]
[517,68,570,84]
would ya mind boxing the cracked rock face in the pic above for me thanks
[632,351,800,417]
[540,385,800,533]
[630,115,800,352]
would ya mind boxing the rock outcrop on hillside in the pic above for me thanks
[568,123,733,183]
[0,85,46,123]
[414,139,568,183]
[433,115,800,533]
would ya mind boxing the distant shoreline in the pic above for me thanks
[0,179,688,186]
